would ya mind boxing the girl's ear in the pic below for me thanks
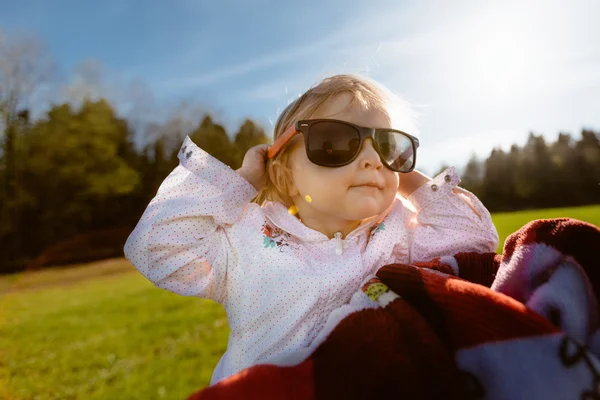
[271,158,298,201]
[287,175,299,198]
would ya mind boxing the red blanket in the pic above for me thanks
[189,218,600,399]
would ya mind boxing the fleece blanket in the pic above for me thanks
[188,218,600,400]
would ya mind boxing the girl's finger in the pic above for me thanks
[257,144,270,157]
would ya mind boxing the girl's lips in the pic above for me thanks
[352,185,381,192]
[352,183,383,190]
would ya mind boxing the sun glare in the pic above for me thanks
[464,10,540,100]
[474,31,528,97]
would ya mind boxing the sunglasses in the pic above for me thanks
[267,119,420,173]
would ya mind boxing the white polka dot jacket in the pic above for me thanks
[123,136,499,385]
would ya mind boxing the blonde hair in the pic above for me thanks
[253,74,417,207]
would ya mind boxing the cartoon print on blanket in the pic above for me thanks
[188,218,600,400]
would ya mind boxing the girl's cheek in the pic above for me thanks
[388,172,400,190]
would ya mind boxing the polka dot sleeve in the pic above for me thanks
[405,166,499,263]
[123,137,257,301]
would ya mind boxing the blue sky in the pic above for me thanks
[1,0,599,174]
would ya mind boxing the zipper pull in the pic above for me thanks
[334,232,343,255]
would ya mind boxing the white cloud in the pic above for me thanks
[157,31,353,91]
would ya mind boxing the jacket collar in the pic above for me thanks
[262,196,400,242]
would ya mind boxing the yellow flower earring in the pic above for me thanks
[288,205,298,215]
[288,195,311,216]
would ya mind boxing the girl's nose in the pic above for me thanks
[357,138,383,170]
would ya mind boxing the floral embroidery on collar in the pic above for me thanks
[262,222,298,252]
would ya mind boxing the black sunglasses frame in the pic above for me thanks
[295,119,420,173]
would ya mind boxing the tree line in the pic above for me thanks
[458,130,599,211]
[1,97,596,274]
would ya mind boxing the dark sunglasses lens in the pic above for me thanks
[376,131,415,172]
[307,121,360,165]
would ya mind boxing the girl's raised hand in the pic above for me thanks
[236,144,270,191]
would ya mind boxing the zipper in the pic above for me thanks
[334,232,343,255]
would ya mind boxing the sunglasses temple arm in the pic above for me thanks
[268,124,299,159]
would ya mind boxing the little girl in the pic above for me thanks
[124,74,498,385]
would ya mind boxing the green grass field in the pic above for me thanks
[491,204,600,252]
[0,260,229,400]
[2,205,599,399]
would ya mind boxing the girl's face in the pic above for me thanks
[287,93,399,235]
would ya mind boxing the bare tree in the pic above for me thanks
[61,59,107,107]
[0,29,54,129]
[0,29,54,268]
[0,29,53,179]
